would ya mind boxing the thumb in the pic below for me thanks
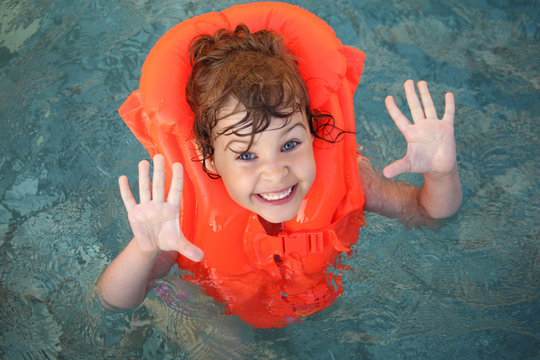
[168,221,204,262]
[178,241,204,262]
[383,158,411,178]
[173,232,204,262]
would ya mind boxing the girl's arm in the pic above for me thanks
[95,155,204,310]
[358,80,462,225]
[96,242,178,310]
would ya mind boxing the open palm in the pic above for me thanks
[383,80,456,179]
[119,154,203,261]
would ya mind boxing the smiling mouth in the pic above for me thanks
[256,185,296,203]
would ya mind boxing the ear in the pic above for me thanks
[205,157,218,174]
[193,139,219,175]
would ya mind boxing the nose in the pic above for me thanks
[260,157,288,182]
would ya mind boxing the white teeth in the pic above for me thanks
[259,187,293,201]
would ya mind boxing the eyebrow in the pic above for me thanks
[223,120,307,152]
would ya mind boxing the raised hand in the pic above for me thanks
[119,154,203,262]
[383,80,457,179]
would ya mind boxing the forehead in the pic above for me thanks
[213,97,306,138]
[214,98,245,130]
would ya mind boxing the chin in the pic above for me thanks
[259,210,297,224]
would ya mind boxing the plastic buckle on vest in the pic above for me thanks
[282,231,325,255]
[252,230,347,266]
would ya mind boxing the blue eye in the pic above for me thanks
[237,152,255,161]
[282,140,299,152]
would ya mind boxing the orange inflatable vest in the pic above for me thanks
[119,2,366,328]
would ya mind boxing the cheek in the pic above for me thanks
[307,159,317,186]
[220,165,253,197]
[304,147,317,180]
[294,149,316,189]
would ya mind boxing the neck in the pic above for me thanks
[257,215,283,236]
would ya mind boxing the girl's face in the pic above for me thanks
[208,102,316,224]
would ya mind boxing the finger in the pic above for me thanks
[138,160,151,203]
[383,157,411,178]
[443,92,455,125]
[152,154,165,202]
[417,81,437,119]
[176,233,204,262]
[167,163,183,205]
[385,95,411,134]
[404,79,425,123]
[118,175,137,211]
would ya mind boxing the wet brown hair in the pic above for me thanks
[186,24,347,178]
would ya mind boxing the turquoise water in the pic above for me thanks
[1,0,538,359]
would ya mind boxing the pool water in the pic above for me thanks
[1,0,538,359]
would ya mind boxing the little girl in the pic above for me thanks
[96,3,461,328]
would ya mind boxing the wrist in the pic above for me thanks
[425,163,459,183]
[130,237,162,260]
[420,164,462,219]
